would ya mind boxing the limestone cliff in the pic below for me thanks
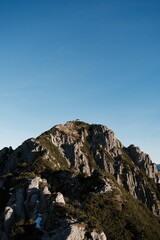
[0,120,160,240]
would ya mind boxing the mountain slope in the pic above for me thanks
[0,120,160,240]
[157,164,160,170]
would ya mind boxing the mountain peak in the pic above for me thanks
[0,120,160,239]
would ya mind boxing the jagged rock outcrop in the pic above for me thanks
[0,120,160,240]
[42,222,107,240]
[55,192,65,205]
[3,176,49,231]
[127,144,160,182]
[0,138,47,176]
[46,224,107,240]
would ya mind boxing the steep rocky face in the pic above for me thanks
[0,120,160,240]
[127,144,160,181]
[37,121,123,175]
[0,147,13,175]
[0,138,47,176]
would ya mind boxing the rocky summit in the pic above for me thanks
[0,120,160,240]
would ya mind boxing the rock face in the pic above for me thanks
[0,120,160,239]
[127,144,159,181]
[0,138,46,176]
[55,192,65,205]
[41,221,106,240]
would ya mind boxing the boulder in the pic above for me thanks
[55,192,65,205]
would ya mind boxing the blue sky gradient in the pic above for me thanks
[0,0,160,163]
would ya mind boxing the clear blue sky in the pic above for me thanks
[0,0,160,163]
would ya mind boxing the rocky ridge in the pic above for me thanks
[0,120,160,240]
